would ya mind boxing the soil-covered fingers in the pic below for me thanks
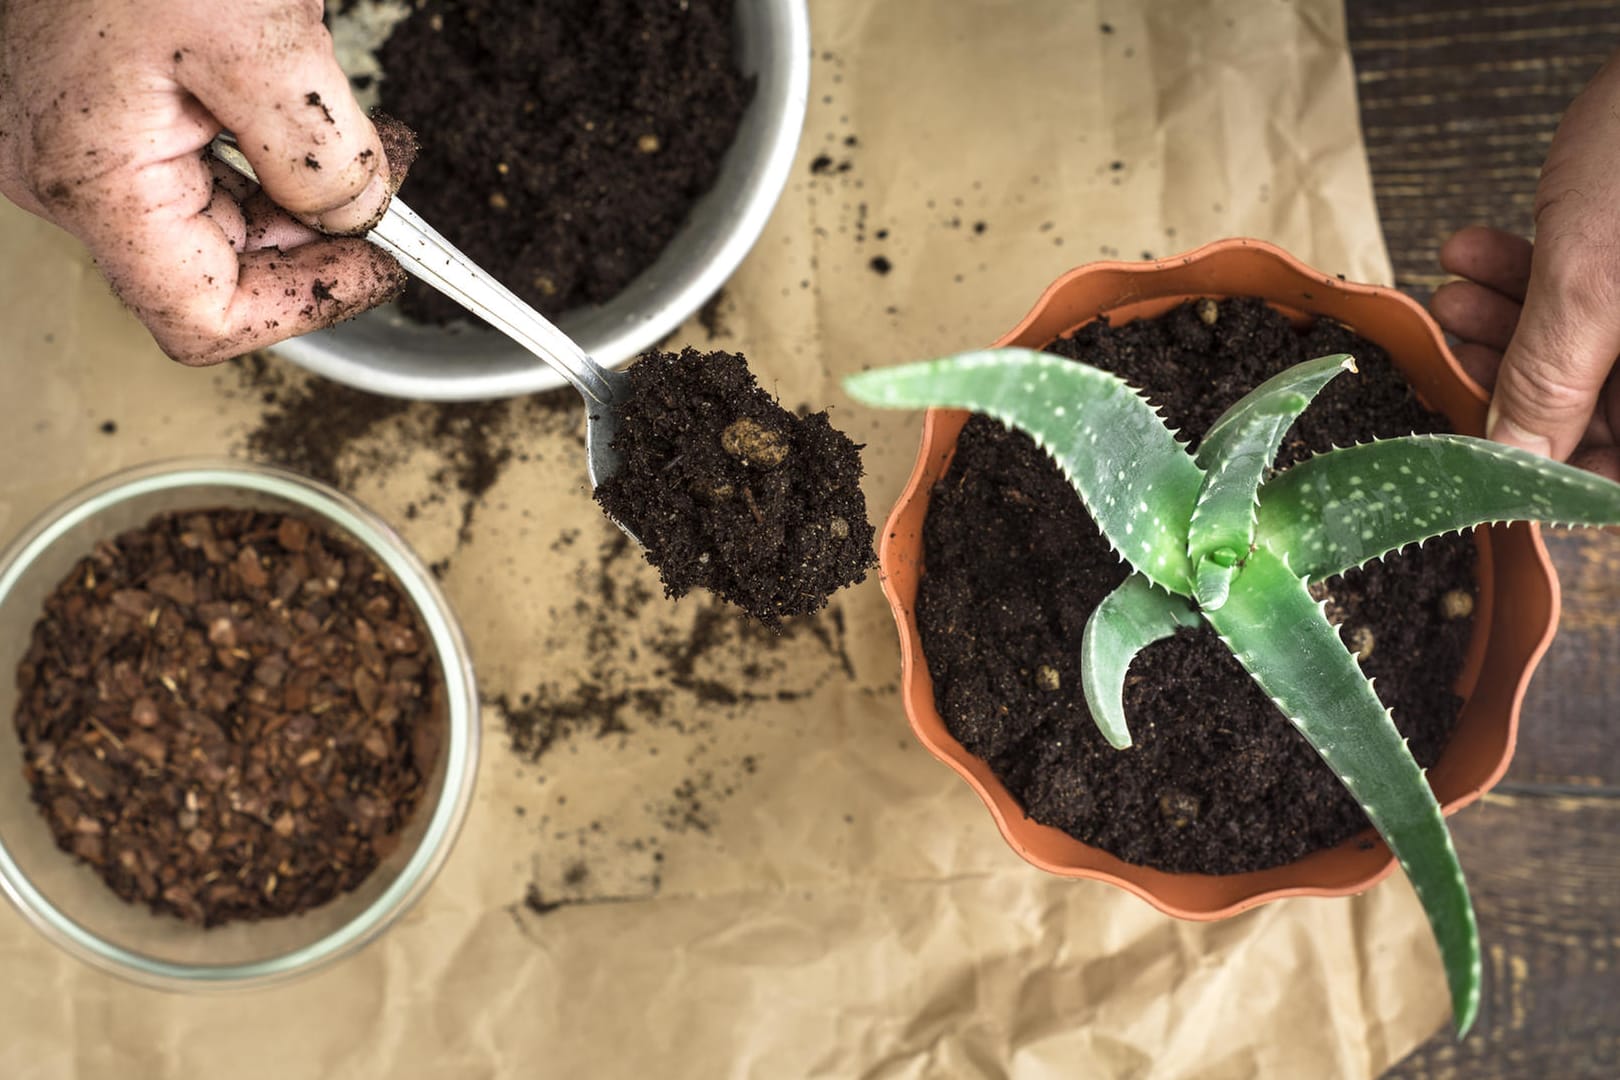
[240,190,322,251]
[68,150,402,364]
[179,2,390,235]
[1438,226,1534,302]
[192,240,405,364]
[202,115,419,255]
[198,177,248,250]
[113,225,404,366]
[202,158,320,252]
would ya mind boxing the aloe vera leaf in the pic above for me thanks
[1080,574,1203,749]
[1187,354,1356,610]
[1256,434,1620,581]
[1203,548,1480,1035]
[844,349,1205,594]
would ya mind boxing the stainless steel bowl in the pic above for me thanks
[275,0,811,402]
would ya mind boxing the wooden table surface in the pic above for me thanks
[1345,2,1620,1075]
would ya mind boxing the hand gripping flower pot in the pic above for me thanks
[845,237,1612,1035]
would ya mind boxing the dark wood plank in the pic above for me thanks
[1347,2,1620,1074]
[1350,0,1620,788]
[1384,793,1620,1078]
[1513,530,1620,787]
[1349,0,1615,303]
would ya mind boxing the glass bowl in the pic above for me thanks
[0,459,479,990]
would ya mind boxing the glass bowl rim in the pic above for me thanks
[0,457,480,991]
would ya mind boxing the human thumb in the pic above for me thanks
[1487,253,1620,461]
[1487,56,1620,460]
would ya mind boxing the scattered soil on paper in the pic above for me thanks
[228,353,576,546]
[496,525,858,914]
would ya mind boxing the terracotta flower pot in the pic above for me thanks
[879,237,1561,919]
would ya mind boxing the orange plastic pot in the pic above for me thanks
[879,237,1560,919]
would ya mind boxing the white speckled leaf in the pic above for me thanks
[1188,354,1355,608]
[844,349,1203,594]
[1255,434,1620,581]
[1080,574,1202,748]
[1204,548,1480,1036]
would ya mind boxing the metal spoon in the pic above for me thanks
[208,136,635,519]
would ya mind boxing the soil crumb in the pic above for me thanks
[228,353,574,546]
[594,349,875,626]
[697,289,731,341]
[495,522,858,915]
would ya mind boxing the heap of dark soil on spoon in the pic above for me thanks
[376,0,753,324]
[594,348,875,627]
[918,298,1477,875]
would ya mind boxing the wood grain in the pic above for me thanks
[1349,0,1616,301]
[1514,530,1620,787]
[1346,2,1620,1075]
[1384,794,1620,1078]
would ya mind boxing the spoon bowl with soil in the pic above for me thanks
[595,348,876,627]
[878,239,1558,919]
[0,460,479,989]
[214,140,872,607]
[279,0,811,402]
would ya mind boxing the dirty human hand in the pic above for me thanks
[0,0,409,365]
[1431,52,1620,481]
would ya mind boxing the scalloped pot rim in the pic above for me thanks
[877,237,1560,921]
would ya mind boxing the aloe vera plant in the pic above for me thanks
[846,347,1620,1036]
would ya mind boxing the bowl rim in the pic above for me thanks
[876,237,1561,919]
[0,458,480,990]
[272,0,813,402]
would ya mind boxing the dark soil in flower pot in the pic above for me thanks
[14,509,443,926]
[376,0,753,324]
[595,348,876,628]
[917,298,1477,874]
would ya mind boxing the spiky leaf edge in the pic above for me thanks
[844,349,1205,593]
[1187,354,1357,609]
[1256,434,1620,581]
[1080,574,1202,748]
[1203,548,1480,1035]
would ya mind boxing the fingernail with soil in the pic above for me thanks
[315,169,391,236]
[369,111,420,190]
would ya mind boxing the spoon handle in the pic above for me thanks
[207,135,618,406]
